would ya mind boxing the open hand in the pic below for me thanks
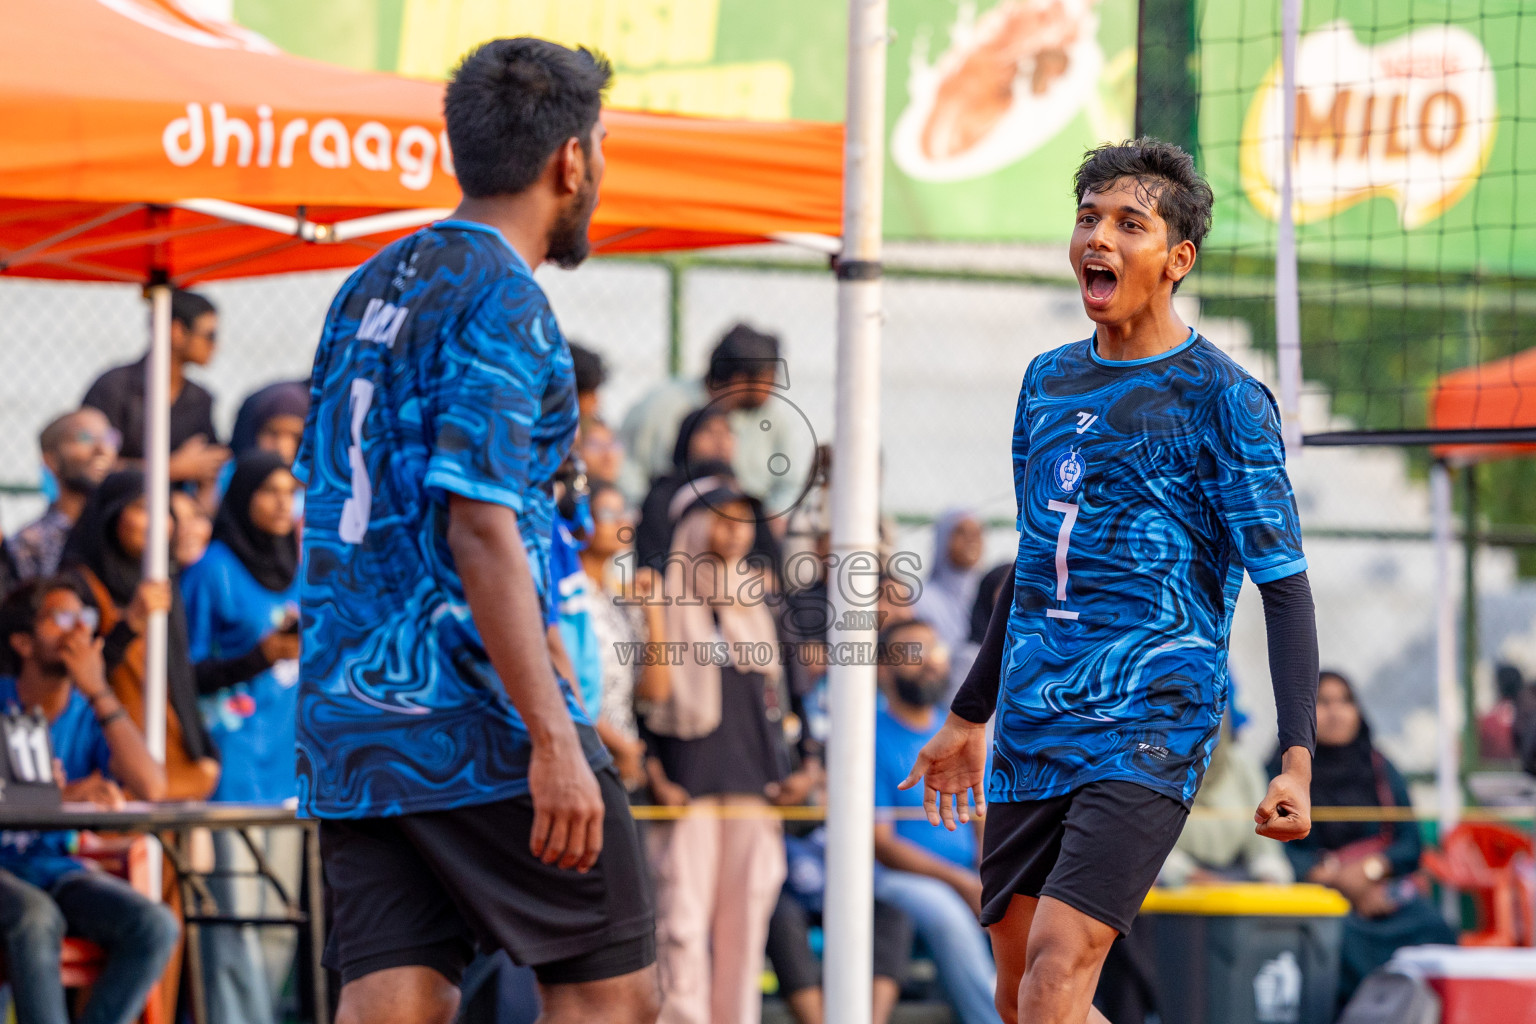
[897,712,989,831]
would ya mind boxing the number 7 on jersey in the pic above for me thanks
[1046,499,1080,620]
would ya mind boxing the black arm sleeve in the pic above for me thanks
[950,571,1014,724]
[194,647,272,696]
[1258,570,1318,756]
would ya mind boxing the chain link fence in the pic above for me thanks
[1,245,1534,774]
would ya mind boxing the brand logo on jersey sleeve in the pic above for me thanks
[1053,450,1085,493]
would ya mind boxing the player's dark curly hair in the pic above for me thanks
[1073,138,1215,256]
[445,37,612,199]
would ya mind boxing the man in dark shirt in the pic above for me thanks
[82,289,229,489]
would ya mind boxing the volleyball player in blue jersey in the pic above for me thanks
[293,40,656,1024]
[902,140,1319,1024]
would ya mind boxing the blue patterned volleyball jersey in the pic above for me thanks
[991,330,1306,807]
[292,219,596,819]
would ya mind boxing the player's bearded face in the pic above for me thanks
[546,161,597,270]
[1069,178,1183,325]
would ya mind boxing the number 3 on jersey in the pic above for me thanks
[339,378,374,544]
[1046,499,1080,620]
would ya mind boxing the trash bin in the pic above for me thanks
[1140,883,1350,1024]
[1389,945,1536,1024]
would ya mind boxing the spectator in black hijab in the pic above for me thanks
[229,380,309,464]
[61,471,220,799]
[1271,670,1456,1007]
[635,406,739,572]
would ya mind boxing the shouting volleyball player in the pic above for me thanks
[293,40,657,1024]
[901,139,1319,1024]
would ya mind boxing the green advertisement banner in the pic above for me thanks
[1198,0,1536,275]
[231,0,1138,242]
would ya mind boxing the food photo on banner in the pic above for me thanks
[233,0,1137,242]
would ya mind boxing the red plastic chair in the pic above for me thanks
[1422,822,1536,947]
[2,836,168,1024]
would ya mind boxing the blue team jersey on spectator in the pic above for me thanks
[551,520,604,717]
[181,540,300,804]
[875,706,977,870]
[0,677,113,889]
[993,332,1306,807]
[292,220,596,819]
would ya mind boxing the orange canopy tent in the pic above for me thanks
[0,0,843,887]
[1429,347,1536,464]
[0,0,843,285]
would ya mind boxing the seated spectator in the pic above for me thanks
[183,452,302,805]
[619,323,801,512]
[949,562,1012,704]
[872,619,1001,1024]
[171,490,214,569]
[0,578,178,1024]
[182,452,302,1024]
[61,471,222,800]
[641,488,818,1024]
[579,415,625,487]
[635,405,737,572]
[568,340,607,420]
[912,509,984,666]
[9,408,120,581]
[229,380,308,464]
[1478,663,1523,763]
[551,454,604,721]
[82,289,229,491]
[768,828,912,1024]
[579,483,669,792]
[1274,670,1457,1006]
[1161,716,1294,886]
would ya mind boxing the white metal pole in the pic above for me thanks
[144,283,173,897]
[1431,461,1461,835]
[144,287,172,763]
[1275,0,1303,455]
[825,2,887,1023]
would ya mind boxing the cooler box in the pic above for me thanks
[1140,883,1349,1024]
[1390,945,1536,1024]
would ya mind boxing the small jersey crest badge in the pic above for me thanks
[1053,450,1085,493]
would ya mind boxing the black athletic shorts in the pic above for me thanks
[979,780,1189,936]
[320,762,655,988]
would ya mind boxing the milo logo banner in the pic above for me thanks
[1200,0,1535,274]
[231,0,1138,243]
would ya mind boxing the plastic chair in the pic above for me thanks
[1,835,168,1024]
[1422,822,1536,947]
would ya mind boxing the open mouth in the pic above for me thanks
[1083,266,1117,303]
